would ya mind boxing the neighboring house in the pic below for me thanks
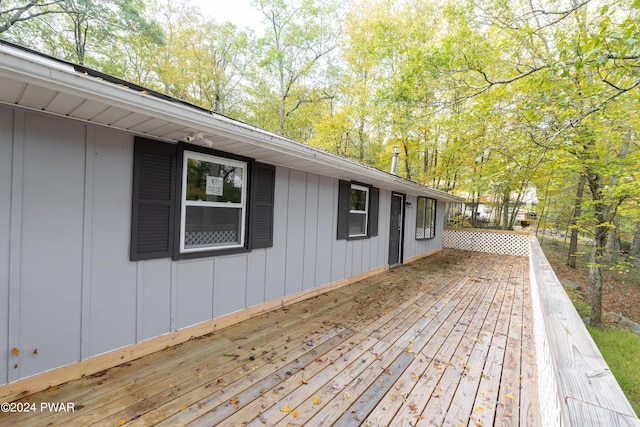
[0,41,461,391]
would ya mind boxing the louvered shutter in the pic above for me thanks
[250,162,276,249]
[337,180,351,240]
[369,187,379,237]
[130,137,177,260]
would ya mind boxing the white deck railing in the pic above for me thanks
[529,237,639,426]
[444,228,639,426]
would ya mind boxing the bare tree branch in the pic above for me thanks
[0,0,63,33]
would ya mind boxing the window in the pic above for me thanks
[416,197,436,239]
[337,180,379,240]
[180,151,247,252]
[349,184,369,237]
[130,137,275,261]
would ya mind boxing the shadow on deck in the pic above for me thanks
[0,249,538,426]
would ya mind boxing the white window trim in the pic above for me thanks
[180,150,247,253]
[349,184,369,238]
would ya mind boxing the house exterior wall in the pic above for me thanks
[403,195,445,260]
[0,106,442,385]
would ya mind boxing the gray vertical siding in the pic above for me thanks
[0,106,444,385]
[0,107,12,384]
[86,128,138,357]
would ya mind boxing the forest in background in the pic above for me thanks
[1,0,639,325]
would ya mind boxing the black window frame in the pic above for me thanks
[337,180,379,241]
[415,196,436,240]
[174,143,253,259]
[130,137,275,261]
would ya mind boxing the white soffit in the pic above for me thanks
[0,42,463,203]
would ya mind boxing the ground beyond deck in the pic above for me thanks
[0,249,539,426]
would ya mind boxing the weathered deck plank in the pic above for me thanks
[0,250,538,427]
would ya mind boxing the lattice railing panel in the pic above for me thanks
[443,228,529,257]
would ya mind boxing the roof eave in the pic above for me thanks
[0,43,464,203]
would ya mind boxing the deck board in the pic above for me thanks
[0,250,539,426]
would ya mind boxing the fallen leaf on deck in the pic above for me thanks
[432,392,441,397]
[118,419,127,425]
[11,347,19,356]
[505,393,514,399]
[292,409,300,417]
[504,410,513,417]
[280,405,292,412]
[471,416,483,426]
[475,406,484,412]
[313,396,321,405]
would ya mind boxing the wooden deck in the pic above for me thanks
[0,249,539,426]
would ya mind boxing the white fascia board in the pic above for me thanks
[0,45,463,203]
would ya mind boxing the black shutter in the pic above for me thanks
[130,137,177,261]
[337,180,351,240]
[369,186,379,237]
[250,162,276,249]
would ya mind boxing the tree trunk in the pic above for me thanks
[630,222,640,265]
[567,174,585,268]
[606,223,620,263]
[402,141,411,180]
[501,190,510,230]
[588,224,608,326]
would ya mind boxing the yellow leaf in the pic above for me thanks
[11,347,19,356]
[409,339,415,344]
[406,347,414,353]
[432,391,441,397]
[313,396,321,405]
[292,409,299,417]
[343,392,350,399]
[505,393,514,399]
[180,405,188,411]
[118,419,127,426]
[280,406,291,413]
[475,406,484,412]
[301,379,308,384]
